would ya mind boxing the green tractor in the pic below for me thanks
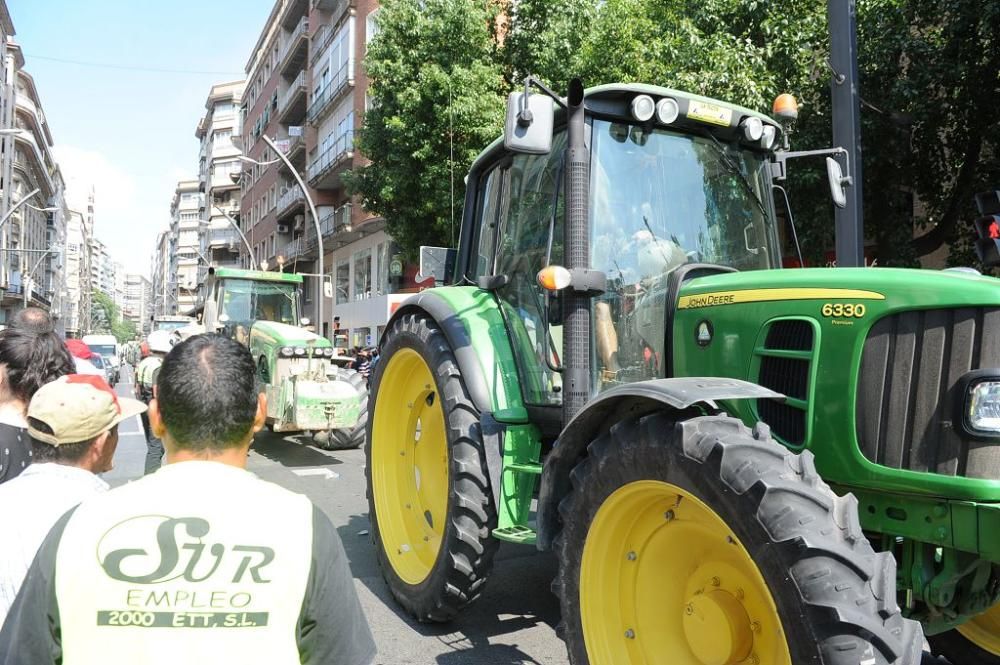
[366,81,999,664]
[201,267,367,450]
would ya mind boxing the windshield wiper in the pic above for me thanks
[702,131,769,220]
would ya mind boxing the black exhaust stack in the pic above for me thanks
[562,79,589,425]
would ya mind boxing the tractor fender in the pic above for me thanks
[382,291,510,418]
[535,378,784,551]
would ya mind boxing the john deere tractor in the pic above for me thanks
[366,81,999,664]
[201,267,367,450]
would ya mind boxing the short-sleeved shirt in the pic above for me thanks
[0,423,31,485]
[0,461,376,665]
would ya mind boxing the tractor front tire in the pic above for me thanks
[929,602,1000,665]
[366,311,498,621]
[315,369,369,450]
[555,413,923,665]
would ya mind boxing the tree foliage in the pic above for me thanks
[347,0,506,259]
[91,290,136,343]
[355,0,999,265]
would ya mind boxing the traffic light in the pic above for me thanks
[973,190,1000,266]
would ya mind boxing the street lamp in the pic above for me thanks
[261,134,325,334]
[22,247,59,307]
[0,187,41,231]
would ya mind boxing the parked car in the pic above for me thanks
[88,354,115,387]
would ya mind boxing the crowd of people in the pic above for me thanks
[0,308,375,664]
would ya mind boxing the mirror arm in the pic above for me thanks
[771,147,850,181]
[523,75,567,110]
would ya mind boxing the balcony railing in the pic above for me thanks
[277,187,305,215]
[277,17,309,73]
[307,60,353,124]
[307,131,354,183]
[279,70,307,113]
[319,202,352,237]
[207,228,239,248]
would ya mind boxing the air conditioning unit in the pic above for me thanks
[277,223,291,234]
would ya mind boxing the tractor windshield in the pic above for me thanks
[590,119,780,389]
[218,279,300,328]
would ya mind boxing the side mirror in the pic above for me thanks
[826,156,852,209]
[323,281,333,299]
[418,246,457,285]
[300,317,311,326]
[504,91,553,155]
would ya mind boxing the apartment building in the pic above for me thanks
[196,80,245,269]
[170,179,203,314]
[151,229,175,317]
[63,208,91,336]
[124,273,152,335]
[0,43,71,325]
[240,0,398,341]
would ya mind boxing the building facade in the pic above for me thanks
[170,179,203,314]
[151,229,175,317]
[63,207,91,336]
[240,0,398,342]
[197,80,245,270]
[124,273,152,335]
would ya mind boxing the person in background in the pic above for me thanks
[0,334,376,665]
[65,339,104,376]
[9,307,54,335]
[134,330,172,474]
[0,328,74,484]
[0,374,144,625]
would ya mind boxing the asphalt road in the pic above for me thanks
[107,368,952,665]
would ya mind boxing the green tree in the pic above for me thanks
[91,290,136,343]
[347,0,507,259]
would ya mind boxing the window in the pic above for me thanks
[353,248,371,301]
[213,128,232,143]
[366,9,380,45]
[181,192,198,202]
[375,242,389,295]
[335,259,349,304]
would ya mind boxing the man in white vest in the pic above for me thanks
[0,334,376,665]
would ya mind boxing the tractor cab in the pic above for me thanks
[455,84,784,406]
[203,267,305,344]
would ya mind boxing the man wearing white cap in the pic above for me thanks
[0,374,146,625]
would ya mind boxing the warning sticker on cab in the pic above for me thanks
[686,101,733,127]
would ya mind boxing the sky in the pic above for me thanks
[8,0,273,277]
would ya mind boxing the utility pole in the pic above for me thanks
[828,0,865,267]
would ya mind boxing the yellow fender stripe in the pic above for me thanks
[678,288,886,310]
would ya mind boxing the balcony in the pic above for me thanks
[207,227,240,249]
[276,187,305,221]
[278,17,309,78]
[307,131,354,190]
[276,130,306,169]
[280,0,308,29]
[277,70,308,125]
[313,0,349,21]
[319,203,352,238]
[307,61,353,125]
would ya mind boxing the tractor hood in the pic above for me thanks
[250,320,333,348]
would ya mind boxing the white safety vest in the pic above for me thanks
[53,461,313,665]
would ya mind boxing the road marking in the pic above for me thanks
[292,468,340,480]
[118,432,146,438]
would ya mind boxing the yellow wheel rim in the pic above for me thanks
[957,601,1000,655]
[371,348,449,585]
[580,480,792,665]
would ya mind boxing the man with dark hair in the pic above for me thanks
[0,374,145,625]
[9,307,54,334]
[0,335,376,665]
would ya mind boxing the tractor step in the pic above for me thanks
[492,525,537,544]
[506,462,542,475]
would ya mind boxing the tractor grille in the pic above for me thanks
[756,320,814,446]
[857,308,1000,479]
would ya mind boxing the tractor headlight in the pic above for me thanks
[741,117,764,142]
[655,97,679,125]
[760,124,777,150]
[630,95,655,122]
[966,378,1000,433]
[293,347,306,356]
[279,346,294,357]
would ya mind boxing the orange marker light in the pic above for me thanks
[772,94,799,122]
[537,265,572,291]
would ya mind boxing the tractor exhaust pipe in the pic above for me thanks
[562,79,590,425]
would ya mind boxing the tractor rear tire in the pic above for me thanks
[315,369,369,450]
[928,602,1000,665]
[554,413,923,665]
[366,311,498,622]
